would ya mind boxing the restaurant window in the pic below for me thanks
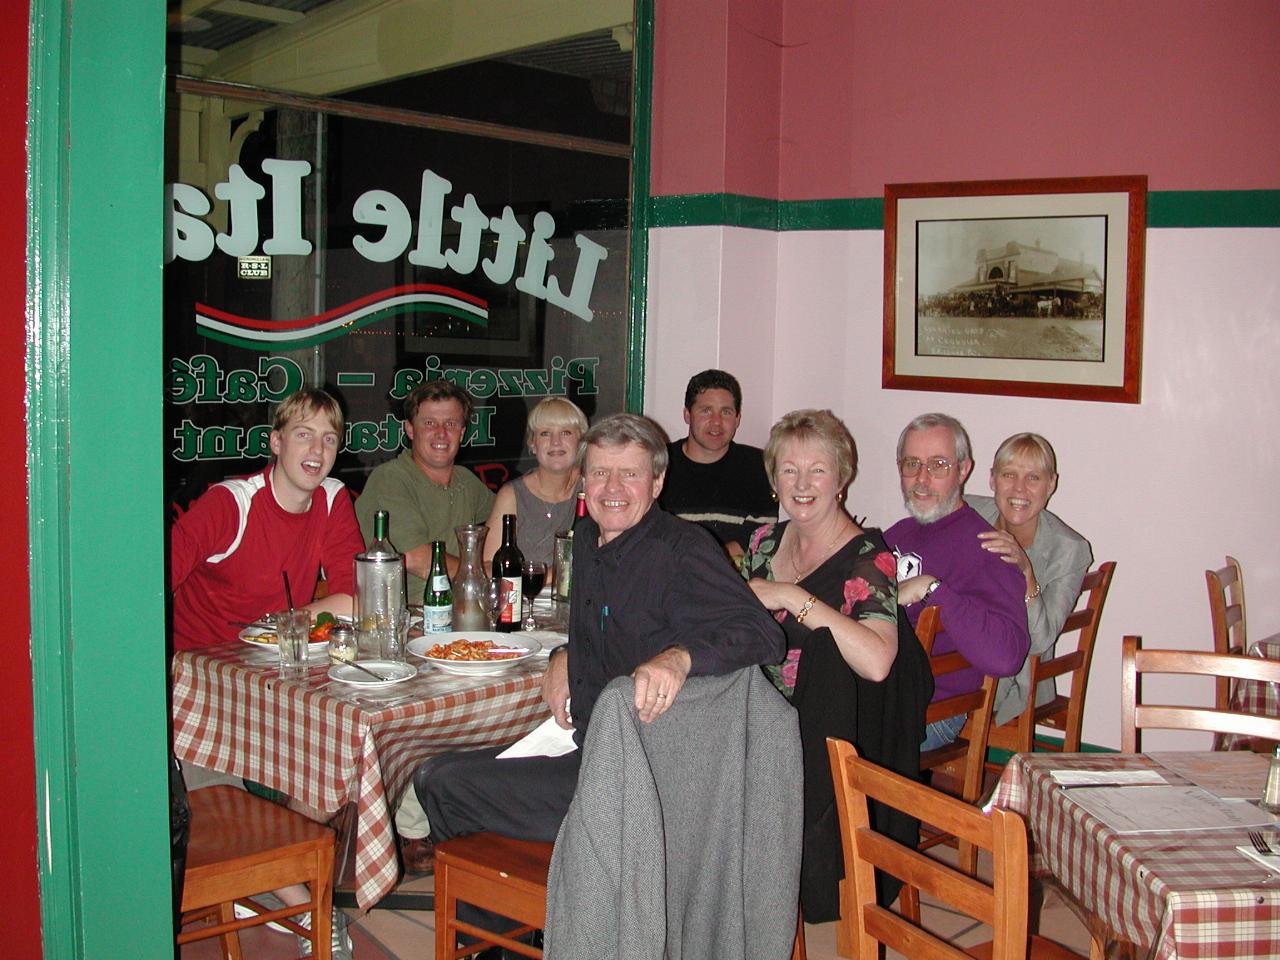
[165,1,636,511]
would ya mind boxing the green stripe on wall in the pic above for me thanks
[1148,189,1280,228]
[650,189,1280,230]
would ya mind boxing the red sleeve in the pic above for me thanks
[170,486,236,590]
[321,486,366,596]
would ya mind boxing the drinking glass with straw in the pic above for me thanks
[274,570,309,679]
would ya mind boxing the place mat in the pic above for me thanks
[1150,751,1269,799]
[1065,783,1276,834]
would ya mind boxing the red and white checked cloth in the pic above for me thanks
[172,646,549,908]
[1222,639,1280,750]
[990,751,1280,960]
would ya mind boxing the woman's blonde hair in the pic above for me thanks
[991,432,1057,476]
[525,397,589,448]
[763,409,857,490]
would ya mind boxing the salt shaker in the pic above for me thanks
[328,622,357,664]
[1264,745,1280,812]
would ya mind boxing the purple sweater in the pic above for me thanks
[884,504,1029,703]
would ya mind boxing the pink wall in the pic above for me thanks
[652,0,783,197]
[653,0,1280,199]
[0,2,44,954]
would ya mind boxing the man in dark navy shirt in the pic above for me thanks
[411,414,783,867]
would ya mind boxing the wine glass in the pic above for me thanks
[521,561,547,630]
[483,578,508,630]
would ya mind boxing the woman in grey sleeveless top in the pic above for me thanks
[483,397,588,566]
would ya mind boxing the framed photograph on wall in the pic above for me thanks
[883,175,1146,403]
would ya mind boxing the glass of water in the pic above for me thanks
[273,609,310,680]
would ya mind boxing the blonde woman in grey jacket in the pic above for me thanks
[968,432,1092,725]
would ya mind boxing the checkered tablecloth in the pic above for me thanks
[172,645,550,908]
[989,751,1280,960]
[1222,639,1280,750]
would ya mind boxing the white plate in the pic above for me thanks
[407,631,540,675]
[327,659,417,688]
[238,625,329,657]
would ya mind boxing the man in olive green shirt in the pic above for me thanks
[356,380,494,602]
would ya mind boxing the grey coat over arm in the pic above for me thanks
[544,668,804,960]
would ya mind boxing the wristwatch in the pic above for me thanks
[923,578,942,602]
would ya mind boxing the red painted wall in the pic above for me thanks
[654,0,1280,199]
[0,4,43,958]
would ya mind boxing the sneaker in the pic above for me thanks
[233,892,294,934]
[297,907,353,960]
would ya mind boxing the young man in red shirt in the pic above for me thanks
[171,388,365,649]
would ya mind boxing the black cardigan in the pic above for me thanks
[789,610,933,920]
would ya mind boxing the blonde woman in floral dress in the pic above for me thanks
[743,409,931,922]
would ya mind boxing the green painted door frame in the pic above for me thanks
[28,1,654,954]
[29,0,173,955]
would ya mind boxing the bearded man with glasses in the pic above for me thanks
[883,413,1029,750]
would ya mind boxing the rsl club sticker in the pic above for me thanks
[895,551,922,581]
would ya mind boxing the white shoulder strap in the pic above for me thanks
[207,474,267,563]
[320,477,345,512]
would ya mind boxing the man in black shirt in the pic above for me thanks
[412,414,783,860]
[659,369,776,563]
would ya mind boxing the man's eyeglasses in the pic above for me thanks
[898,457,953,479]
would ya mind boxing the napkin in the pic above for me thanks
[1050,769,1166,787]
[497,715,578,759]
[520,630,566,656]
[1237,845,1280,875]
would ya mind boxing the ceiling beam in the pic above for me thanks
[205,0,632,96]
[211,1,305,25]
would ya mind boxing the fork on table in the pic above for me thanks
[1248,831,1275,856]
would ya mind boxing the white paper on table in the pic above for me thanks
[1051,769,1167,787]
[497,715,578,759]
[520,630,566,656]
[1066,784,1278,834]
[1236,845,1280,875]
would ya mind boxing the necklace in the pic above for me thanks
[783,522,850,584]
[526,471,578,519]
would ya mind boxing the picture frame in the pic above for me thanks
[883,175,1146,403]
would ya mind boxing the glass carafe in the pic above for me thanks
[451,523,490,631]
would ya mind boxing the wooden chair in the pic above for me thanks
[177,785,336,959]
[1120,635,1280,752]
[434,833,552,960]
[435,832,810,960]
[826,738,1083,960]
[914,604,998,876]
[987,562,1117,768]
[1206,556,1247,716]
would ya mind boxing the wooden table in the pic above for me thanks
[172,644,550,908]
[989,751,1280,960]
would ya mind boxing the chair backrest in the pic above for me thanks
[1022,560,1116,751]
[826,738,1030,960]
[1206,556,1247,710]
[916,604,998,876]
[1119,635,1280,752]
[915,604,941,655]
[920,603,997,806]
